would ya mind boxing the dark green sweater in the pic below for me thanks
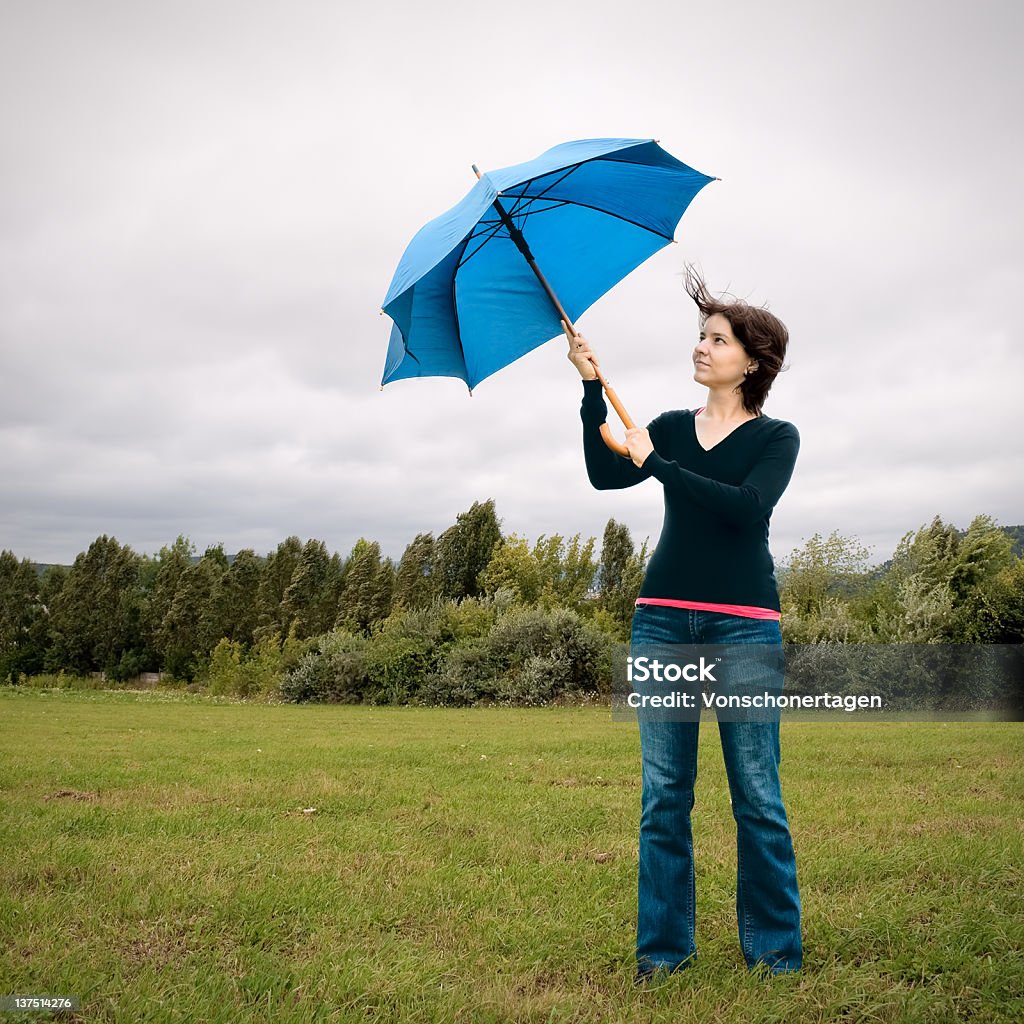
[581,378,800,611]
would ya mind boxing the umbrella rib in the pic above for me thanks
[455,201,570,270]
[506,197,570,227]
[455,159,675,274]
[503,158,678,241]
[456,220,507,270]
[457,166,585,267]
[504,165,584,229]
[521,195,676,241]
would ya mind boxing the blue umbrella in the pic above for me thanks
[380,137,716,453]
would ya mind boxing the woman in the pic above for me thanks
[566,265,802,979]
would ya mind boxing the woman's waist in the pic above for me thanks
[635,596,780,620]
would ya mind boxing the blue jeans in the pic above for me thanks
[631,604,802,974]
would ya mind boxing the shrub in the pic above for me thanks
[280,597,612,706]
[279,629,370,703]
[429,604,612,706]
[419,638,500,706]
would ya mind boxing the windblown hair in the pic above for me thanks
[682,264,789,415]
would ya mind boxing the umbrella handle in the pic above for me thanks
[563,315,636,460]
[591,366,636,459]
[599,422,631,458]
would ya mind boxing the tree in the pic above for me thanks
[597,520,649,627]
[20,565,67,677]
[46,536,145,676]
[533,533,597,609]
[949,515,1015,601]
[0,551,40,681]
[480,532,597,609]
[159,545,230,679]
[434,499,503,601]
[479,534,541,605]
[972,557,1024,642]
[222,548,264,645]
[255,536,304,641]
[393,533,438,610]
[779,531,872,618]
[281,540,344,639]
[873,515,1016,642]
[337,539,392,634]
[143,536,196,667]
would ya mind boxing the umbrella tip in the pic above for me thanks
[379,385,384,392]
[468,387,473,397]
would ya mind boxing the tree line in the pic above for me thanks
[0,500,645,683]
[1,502,1021,700]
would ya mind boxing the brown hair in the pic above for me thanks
[682,263,789,415]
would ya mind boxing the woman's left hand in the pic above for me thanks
[624,427,654,468]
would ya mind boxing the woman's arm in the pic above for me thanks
[581,379,664,490]
[641,425,800,526]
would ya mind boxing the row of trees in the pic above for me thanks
[779,515,1023,644]
[0,500,648,682]
[1,504,1021,696]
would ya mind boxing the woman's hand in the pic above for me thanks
[562,319,600,381]
[624,427,654,468]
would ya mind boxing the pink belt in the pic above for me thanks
[635,597,781,621]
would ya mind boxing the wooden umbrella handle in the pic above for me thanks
[592,366,635,459]
[598,423,630,458]
[563,318,635,459]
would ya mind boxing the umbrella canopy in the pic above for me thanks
[380,137,716,391]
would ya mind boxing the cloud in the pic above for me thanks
[1,0,1021,568]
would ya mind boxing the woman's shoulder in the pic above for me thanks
[648,407,695,427]
[756,412,800,445]
[647,408,700,443]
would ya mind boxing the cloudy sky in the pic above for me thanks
[2,0,1021,570]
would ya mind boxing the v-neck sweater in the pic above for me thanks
[580,378,800,616]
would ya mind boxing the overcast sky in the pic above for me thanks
[2,0,1021,570]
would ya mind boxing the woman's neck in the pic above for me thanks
[699,389,757,421]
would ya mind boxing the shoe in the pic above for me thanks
[634,955,697,985]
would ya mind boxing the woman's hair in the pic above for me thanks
[682,264,789,415]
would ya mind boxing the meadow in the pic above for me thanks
[1,687,1021,1023]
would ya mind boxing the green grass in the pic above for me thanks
[1,688,1022,1023]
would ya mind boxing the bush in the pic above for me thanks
[203,629,309,699]
[280,629,370,703]
[781,595,876,644]
[364,632,434,705]
[280,598,613,707]
[426,604,613,707]
[419,638,500,706]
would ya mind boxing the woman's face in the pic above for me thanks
[692,313,755,389]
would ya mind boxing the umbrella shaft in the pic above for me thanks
[490,194,576,334]
[474,166,634,440]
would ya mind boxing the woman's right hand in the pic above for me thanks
[562,319,600,381]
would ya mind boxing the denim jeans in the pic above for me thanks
[631,603,802,974]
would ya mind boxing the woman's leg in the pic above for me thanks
[718,716,802,972]
[702,613,803,973]
[632,604,700,974]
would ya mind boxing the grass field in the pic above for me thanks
[1,687,1022,1023]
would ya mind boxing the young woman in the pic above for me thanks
[566,265,802,979]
